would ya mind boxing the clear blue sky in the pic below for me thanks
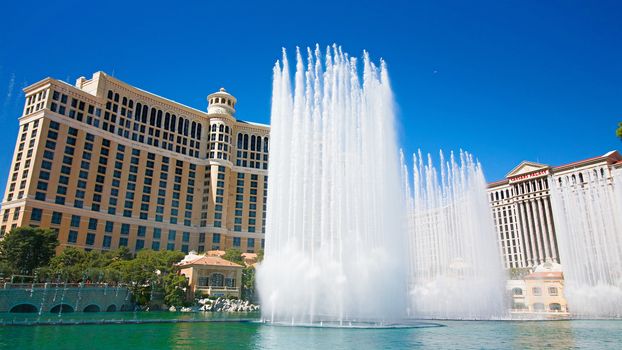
[0,0,620,189]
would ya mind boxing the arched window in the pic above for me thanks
[264,137,269,152]
[225,126,229,134]
[156,110,162,128]
[219,124,224,133]
[183,119,189,136]
[549,303,562,312]
[196,124,202,139]
[250,135,256,151]
[164,113,170,130]
[601,168,605,178]
[107,90,113,99]
[178,117,184,134]
[171,115,177,132]
[243,134,248,149]
[114,93,119,102]
[257,137,262,152]
[211,124,217,132]
[191,121,197,139]
[128,100,134,109]
[122,97,128,106]
[141,105,148,123]
[135,103,142,121]
[578,173,584,184]
[237,133,243,149]
[150,108,157,126]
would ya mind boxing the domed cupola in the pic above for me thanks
[207,88,236,117]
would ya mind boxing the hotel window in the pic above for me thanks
[152,241,160,251]
[247,238,255,251]
[548,287,558,296]
[30,208,42,221]
[51,212,62,225]
[86,233,95,246]
[168,230,176,241]
[233,237,241,247]
[68,231,78,244]
[532,287,542,296]
[121,224,130,235]
[212,233,220,243]
[103,236,112,248]
[70,215,81,227]
[88,218,98,230]
[153,228,161,240]
[119,237,128,247]
[167,243,175,251]
[135,239,145,251]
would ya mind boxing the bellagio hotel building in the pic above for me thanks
[0,71,269,254]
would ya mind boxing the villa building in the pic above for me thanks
[508,261,569,317]
[178,251,244,298]
[488,151,622,269]
[0,71,270,254]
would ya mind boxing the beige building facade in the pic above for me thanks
[178,252,244,298]
[508,261,569,317]
[0,71,269,255]
[488,151,622,269]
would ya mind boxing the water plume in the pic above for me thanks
[256,45,408,324]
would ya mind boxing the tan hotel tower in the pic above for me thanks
[0,71,269,254]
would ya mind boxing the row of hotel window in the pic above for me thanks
[47,89,268,166]
[512,286,558,296]
[6,119,40,201]
[27,208,263,252]
[35,121,196,226]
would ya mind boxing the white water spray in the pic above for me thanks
[549,166,622,317]
[403,150,507,319]
[256,46,408,324]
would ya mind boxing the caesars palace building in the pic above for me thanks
[488,150,622,269]
[0,71,269,254]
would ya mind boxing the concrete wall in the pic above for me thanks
[0,283,132,313]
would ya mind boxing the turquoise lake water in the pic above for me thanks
[0,312,620,349]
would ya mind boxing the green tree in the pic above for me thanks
[222,248,244,265]
[617,122,622,140]
[0,226,58,275]
[163,272,189,307]
[241,266,256,301]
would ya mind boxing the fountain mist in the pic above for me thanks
[404,150,507,319]
[549,167,622,318]
[256,46,408,324]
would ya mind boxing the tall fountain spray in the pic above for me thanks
[404,150,507,319]
[256,46,408,324]
[549,165,622,318]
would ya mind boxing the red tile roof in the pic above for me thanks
[525,271,563,280]
[178,255,243,268]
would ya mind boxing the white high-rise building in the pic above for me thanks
[488,151,622,269]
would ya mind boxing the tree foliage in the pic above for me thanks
[164,272,190,307]
[222,248,244,265]
[0,226,58,275]
[617,122,622,140]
